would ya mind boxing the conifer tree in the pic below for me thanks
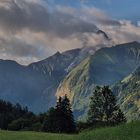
[88,86,126,125]
[43,95,76,133]
[61,95,76,133]
[42,107,58,133]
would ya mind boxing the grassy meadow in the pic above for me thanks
[0,121,140,140]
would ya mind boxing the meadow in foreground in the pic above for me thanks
[0,121,140,140]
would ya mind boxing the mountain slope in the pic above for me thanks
[113,66,140,121]
[89,41,140,85]
[57,57,95,119]
[0,49,80,113]
[0,41,140,117]
[56,42,140,120]
[0,46,104,113]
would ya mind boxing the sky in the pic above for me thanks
[48,0,140,22]
[0,0,140,65]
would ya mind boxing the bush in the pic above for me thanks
[31,122,43,132]
[8,118,32,131]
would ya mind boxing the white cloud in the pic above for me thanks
[0,0,139,65]
[98,20,140,45]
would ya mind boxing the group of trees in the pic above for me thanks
[0,86,126,133]
[0,96,76,133]
[43,95,76,133]
[0,100,35,130]
[88,86,126,125]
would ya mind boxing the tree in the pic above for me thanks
[88,86,126,125]
[88,86,104,123]
[0,99,35,130]
[8,118,31,131]
[60,95,76,133]
[43,107,58,133]
[43,95,76,133]
[111,109,126,124]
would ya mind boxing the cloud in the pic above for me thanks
[56,5,120,26]
[0,0,100,64]
[0,0,100,36]
[0,0,139,64]
[98,20,140,45]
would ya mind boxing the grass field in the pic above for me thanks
[0,121,140,140]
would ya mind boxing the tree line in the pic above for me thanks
[0,86,126,133]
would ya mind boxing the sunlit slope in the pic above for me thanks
[56,41,140,120]
[113,66,140,121]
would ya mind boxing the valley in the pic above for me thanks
[0,42,140,121]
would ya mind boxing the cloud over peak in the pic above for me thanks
[0,0,139,64]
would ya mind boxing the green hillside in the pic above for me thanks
[0,121,140,140]
[56,42,140,120]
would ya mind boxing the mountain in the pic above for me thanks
[56,41,140,120]
[66,46,98,71]
[0,45,107,113]
[113,66,140,121]
[0,49,80,113]
[0,41,140,118]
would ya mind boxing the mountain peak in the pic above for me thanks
[112,41,140,48]
[130,41,140,44]
[54,51,61,56]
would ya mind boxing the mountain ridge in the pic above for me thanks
[0,41,140,119]
[56,41,140,120]
[0,48,81,113]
